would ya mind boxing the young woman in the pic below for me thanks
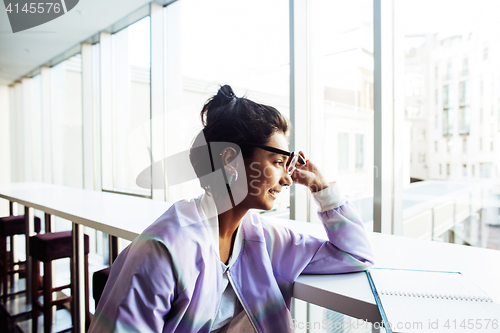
[89,85,374,333]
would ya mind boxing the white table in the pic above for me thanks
[294,231,500,324]
[1,182,500,331]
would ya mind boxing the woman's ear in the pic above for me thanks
[220,147,239,168]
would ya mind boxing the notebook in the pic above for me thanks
[366,268,500,333]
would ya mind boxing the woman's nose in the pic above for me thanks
[280,169,293,187]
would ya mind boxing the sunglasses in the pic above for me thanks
[240,143,306,175]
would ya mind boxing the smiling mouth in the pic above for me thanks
[268,189,280,198]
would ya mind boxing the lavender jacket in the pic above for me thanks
[89,185,375,333]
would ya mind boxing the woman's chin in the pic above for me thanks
[263,196,277,210]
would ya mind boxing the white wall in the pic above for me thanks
[0,84,11,216]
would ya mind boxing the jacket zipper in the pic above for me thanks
[227,270,259,333]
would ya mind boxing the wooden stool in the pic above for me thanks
[29,231,90,333]
[92,266,111,308]
[0,215,41,299]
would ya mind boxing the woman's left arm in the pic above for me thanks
[303,182,375,274]
[265,153,374,282]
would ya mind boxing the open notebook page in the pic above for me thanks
[367,269,500,333]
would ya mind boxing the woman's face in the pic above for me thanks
[242,132,293,211]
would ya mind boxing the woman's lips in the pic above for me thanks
[268,189,280,199]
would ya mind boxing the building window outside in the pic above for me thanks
[443,85,452,135]
[435,141,438,153]
[480,163,492,178]
[472,164,475,177]
[458,80,470,134]
[435,65,438,79]
[491,140,494,151]
[483,47,489,60]
[407,105,421,118]
[435,89,438,104]
[462,58,469,76]
[462,137,467,153]
[338,133,349,172]
[446,163,450,175]
[446,62,452,80]
[417,128,426,141]
[355,134,364,170]
[439,164,442,175]
[418,152,426,163]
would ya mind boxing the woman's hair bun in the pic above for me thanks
[218,85,237,101]
[201,85,237,126]
[212,84,237,108]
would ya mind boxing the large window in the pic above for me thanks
[304,0,374,328]
[163,0,290,212]
[101,17,151,196]
[49,55,83,189]
[400,0,500,244]
[307,0,374,225]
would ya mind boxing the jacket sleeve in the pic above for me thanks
[264,182,375,283]
[88,237,177,333]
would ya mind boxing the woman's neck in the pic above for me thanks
[217,204,248,240]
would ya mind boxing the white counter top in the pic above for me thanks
[0,182,171,241]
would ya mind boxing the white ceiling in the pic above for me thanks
[0,0,162,85]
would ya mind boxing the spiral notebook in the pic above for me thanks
[366,268,500,333]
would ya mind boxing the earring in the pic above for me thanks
[226,167,238,187]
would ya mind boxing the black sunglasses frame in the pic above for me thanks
[240,143,306,174]
[240,142,292,157]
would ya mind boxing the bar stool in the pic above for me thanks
[92,266,111,307]
[0,215,41,299]
[30,230,90,333]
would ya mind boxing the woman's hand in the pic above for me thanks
[290,151,330,193]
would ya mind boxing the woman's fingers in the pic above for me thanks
[297,151,306,163]
[291,151,330,192]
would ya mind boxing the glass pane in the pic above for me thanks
[102,17,151,196]
[400,0,500,246]
[305,0,374,330]
[308,0,374,225]
[27,75,43,182]
[49,54,83,190]
[163,0,290,213]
